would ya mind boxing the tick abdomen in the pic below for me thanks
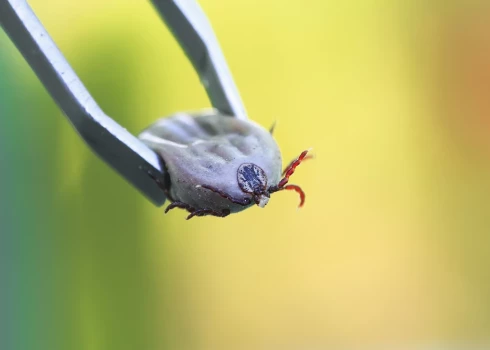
[139,112,282,212]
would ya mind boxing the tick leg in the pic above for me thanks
[165,201,194,214]
[268,183,306,208]
[198,185,252,206]
[282,153,313,176]
[165,201,231,220]
[187,208,231,220]
[278,149,311,188]
[269,121,277,134]
[283,184,306,208]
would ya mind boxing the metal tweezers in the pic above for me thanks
[0,0,248,206]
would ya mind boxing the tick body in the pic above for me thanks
[139,113,309,219]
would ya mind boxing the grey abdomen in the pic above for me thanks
[139,112,282,212]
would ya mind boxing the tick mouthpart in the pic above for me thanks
[256,194,270,208]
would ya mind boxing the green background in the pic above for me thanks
[1,1,490,349]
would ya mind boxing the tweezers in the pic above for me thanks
[0,0,248,206]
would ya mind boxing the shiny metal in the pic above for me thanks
[151,0,248,120]
[0,0,247,206]
[0,0,167,205]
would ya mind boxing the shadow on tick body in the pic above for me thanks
[139,112,311,219]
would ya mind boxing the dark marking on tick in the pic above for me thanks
[237,163,268,194]
[198,184,252,206]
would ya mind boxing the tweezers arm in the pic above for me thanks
[151,0,248,120]
[0,0,167,205]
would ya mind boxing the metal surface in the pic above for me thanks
[151,0,248,120]
[0,0,247,206]
[0,0,167,205]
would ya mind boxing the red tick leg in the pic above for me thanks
[283,184,306,208]
[282,154,313,176]
[278,149,311,188]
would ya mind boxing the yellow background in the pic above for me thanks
[1,0,489,349]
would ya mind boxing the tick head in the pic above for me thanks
[253,190,270,208]
[237,163,270,208]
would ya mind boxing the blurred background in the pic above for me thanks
[1,0,490,349]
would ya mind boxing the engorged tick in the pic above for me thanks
[139,113,311,220]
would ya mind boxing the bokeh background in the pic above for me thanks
[1,0,490,349]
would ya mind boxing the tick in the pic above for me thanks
[139,113,310,219]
